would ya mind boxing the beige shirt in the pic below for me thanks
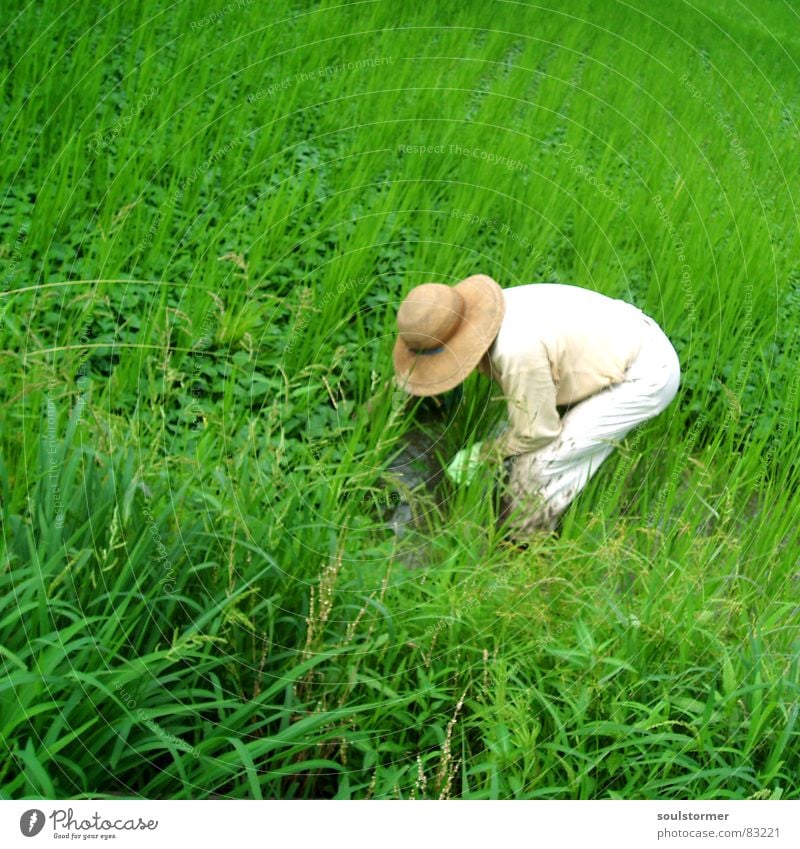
[485,284,647,457]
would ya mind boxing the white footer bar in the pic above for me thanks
[3,800,798,849]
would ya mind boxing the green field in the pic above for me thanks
[1,0,799,799]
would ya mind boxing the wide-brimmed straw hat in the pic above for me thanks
[392,274,505,397]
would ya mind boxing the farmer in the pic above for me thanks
[392,275,680,538]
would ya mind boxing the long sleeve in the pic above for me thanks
[492,357,562,458]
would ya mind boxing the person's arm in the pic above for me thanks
[445,351,561,483]
[484,359,562,460]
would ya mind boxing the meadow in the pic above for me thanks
[1,0,799,799]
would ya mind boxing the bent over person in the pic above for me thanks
[392,275,680,538]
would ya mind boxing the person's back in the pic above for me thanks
[491,284,647,408]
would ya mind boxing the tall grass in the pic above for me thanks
[1,0,798,798]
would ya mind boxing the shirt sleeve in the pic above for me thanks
[492,362,562,458]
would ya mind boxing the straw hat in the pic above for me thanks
[392,274,505,396]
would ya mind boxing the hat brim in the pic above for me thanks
[392,274,505,397]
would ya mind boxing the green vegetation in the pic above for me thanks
[1,0,798,799]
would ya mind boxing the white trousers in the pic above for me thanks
[504,314,681,537]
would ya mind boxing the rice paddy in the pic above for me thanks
[1,0,799,799]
